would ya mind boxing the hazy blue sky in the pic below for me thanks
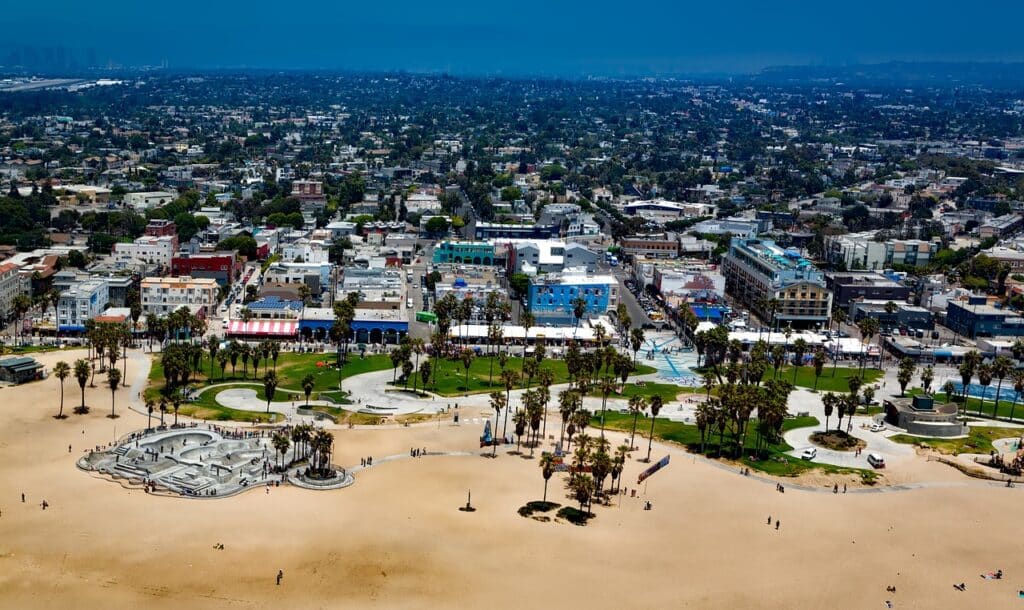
[4,0,1024,74]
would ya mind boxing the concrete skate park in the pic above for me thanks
[79,426,353,497]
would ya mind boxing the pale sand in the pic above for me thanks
[0,350,1021,609]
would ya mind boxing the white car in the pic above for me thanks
[800,447,817,460]
[870,423,886,433]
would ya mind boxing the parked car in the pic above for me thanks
[870,423,885,433]
[800,447,817,460]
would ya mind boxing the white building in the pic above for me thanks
[57,279,109,332]
[282,239,330,264]
[140,276,220,317]
[405,192,443,215]
[0,262,25,321]
[112,235,176,268]
[124,191,176,210]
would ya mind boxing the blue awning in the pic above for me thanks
[934,349,953,357]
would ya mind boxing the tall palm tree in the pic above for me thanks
[302,373,315,406]
[263,370,278,413]
[53,360,70,419]
[644,396,663,462]
[74,358,90,414]
[106,368,122,419]
[630,327,645,366]
[460,348,475,392]
[272,431,291,470]
[976,363,993,416]
[499,368,518,438]
[821,392,836,432]
[539,453,555,503]
[627,394,646,450]
[488,391,506,456]
[1010,371,1024,423]
[512,407,527,453]
[145,398,155,429]
[991,355,1012,418]
[520,310,535,358]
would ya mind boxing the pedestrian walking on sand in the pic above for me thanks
[21,493,25,503]
[775,520,780,530]
[767,515,771,524]
[276,570,283,585]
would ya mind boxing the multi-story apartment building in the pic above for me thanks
[57,279,109,333]
[722,238,832,329]
[140,276,219,317]
[825,232,941,270]
[619,235,680,260]
[112,235,176,268]
[433,241,497,265]
[171,251,241,286]
[0,262,25,321]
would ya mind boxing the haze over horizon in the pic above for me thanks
[3,0,1024,76]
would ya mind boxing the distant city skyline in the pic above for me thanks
[2,1,1024,76]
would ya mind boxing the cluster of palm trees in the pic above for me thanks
[210,339,282,381]
[554,433,628,514]
[389,336,430,391]
[50,321,134,420]
[269,424,335,477]
[144,307,207,349]
[956,350,1024,420]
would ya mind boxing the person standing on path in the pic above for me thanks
[276,570,283,585]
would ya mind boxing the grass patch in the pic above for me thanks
[907,389,1024,423]
[594,410,874,479]
[587,381,691,403]
[760,365,882,392]
[518,501,561,518]
[889,426,1012,455]
[810,430,866,452]
[406,355,656,396]
[556,506,592,526]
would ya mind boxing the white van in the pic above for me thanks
[406,297,414,309]
[867,453,886,469]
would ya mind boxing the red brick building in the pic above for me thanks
[170,252,241,286]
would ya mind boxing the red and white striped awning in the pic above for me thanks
[228,320,299,336]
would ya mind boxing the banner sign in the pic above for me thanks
[637,455,670,484]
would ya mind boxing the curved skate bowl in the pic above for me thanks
[78,425,351,498]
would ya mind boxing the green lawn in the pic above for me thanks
[905,389,1024,423]
[760,365,882,392]
[408,355,657,396]
[592,411,876,480]
[889,426,1014,455]
[587,382,694,403]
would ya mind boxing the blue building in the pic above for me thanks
[527,271,618,324]
[432,241,496,265]
[945,298,1024,338]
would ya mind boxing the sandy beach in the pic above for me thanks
[0,349,1021,609]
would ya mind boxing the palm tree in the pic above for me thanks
[1010,371,1024,422]
[812,348,826,390]
[539,453,555,503]
[920,365,934,394]
[512,408,527,453]
[73,358,90,414]
[598,377,616,437]
[145,398,155,429]
[12,293,31,346]
[630,327,645,366]
[217,352,228,381]
[272,431,291,470]
[106,368,122,419]
[263,370,278,413]
[488,391,506,456]
[644,396,663,462]
[991,355,1012,418]
[627,394,646,450]
[53,361,70,419]
[207,335,219,380]
[571,295,587,337]
[977,363,993,415]
[159,399,167,426]
[856,317,879,374]
[791,337,807,384]
[520,310,535,358]
[821,392,835,432]
[499,368,518,438]
[302,373,315,406]
[487,323,503,386]
[558,389,578,448]
[410,338,424,392]
[460,348,475,392]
